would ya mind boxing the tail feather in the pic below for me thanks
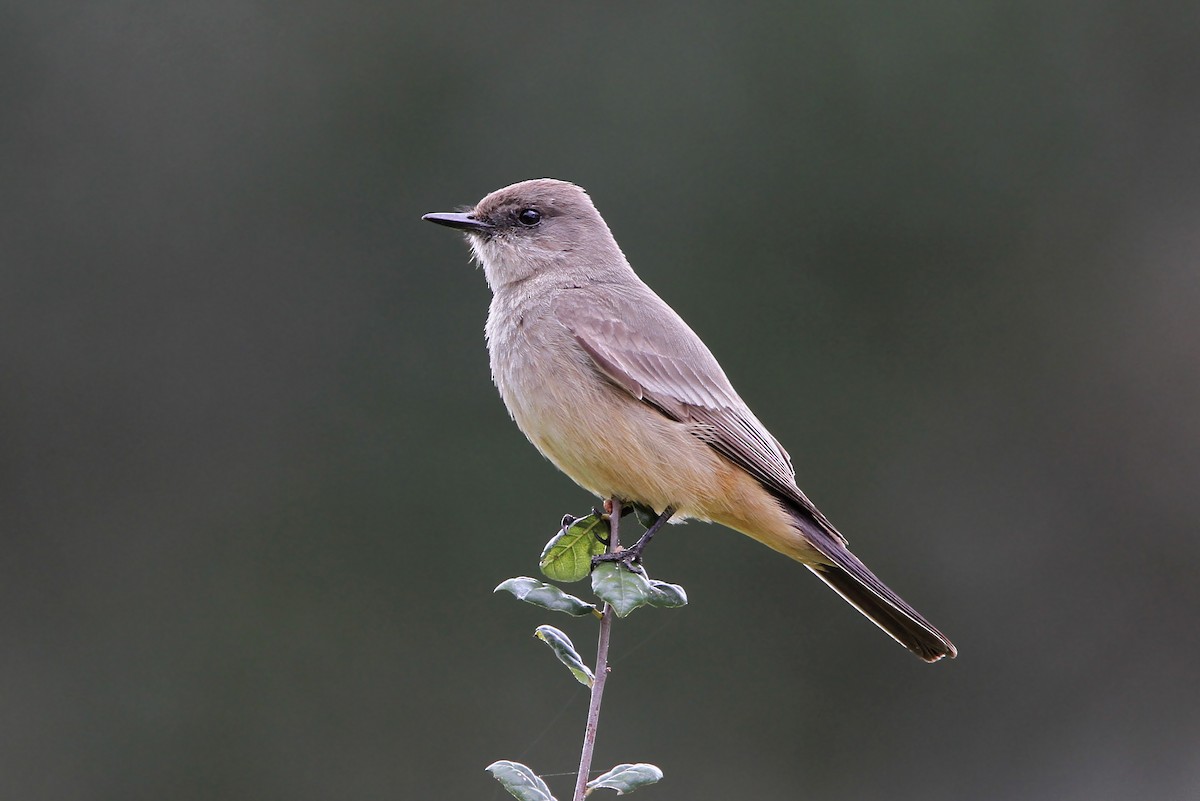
[789,509,957,662]
[806,560,956,662]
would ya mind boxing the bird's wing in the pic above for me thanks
[553,287,847,546]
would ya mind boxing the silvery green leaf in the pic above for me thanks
[647,580,688,608]
[534,624,594,687]
[495,577,599,617]
[539,513,608,583]
[586,763,663,795]
[486,760,557,801]
[591,562,653,617]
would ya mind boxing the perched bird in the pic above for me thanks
[424,179,956,662]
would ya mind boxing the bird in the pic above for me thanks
[423,178,956,662]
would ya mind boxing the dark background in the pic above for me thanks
[4,2,1199,799]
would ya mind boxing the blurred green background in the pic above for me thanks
[4,2,1199,799]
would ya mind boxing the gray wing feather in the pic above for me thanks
[554,288,847,547]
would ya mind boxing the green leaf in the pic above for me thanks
[495,577,599,617]
[486,760,558,801]
[586,763,663,795]
[631,504,658,529]
[540,513,608,583]
[534,625,594,687]
[647,579,688,608]
[590,562,654,617]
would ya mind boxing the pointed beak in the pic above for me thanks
[421,211,493,233]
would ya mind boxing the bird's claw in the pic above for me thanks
[591,548,646,574]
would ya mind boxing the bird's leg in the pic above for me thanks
[592,506,675,569]
[623,506,674,562]
[599,501,635,520]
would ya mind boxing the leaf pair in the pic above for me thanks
[487,760,663,800]
[497,567,688,624]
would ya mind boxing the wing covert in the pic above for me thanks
[554,292,812,507]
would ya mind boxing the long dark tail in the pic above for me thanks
[806,558,956,662]
[791,511,957,662]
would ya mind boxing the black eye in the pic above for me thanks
[517,208,541,226]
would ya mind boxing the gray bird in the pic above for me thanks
[424,178,956,662]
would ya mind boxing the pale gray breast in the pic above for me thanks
[486,287,596,429]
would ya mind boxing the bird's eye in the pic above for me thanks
[517,208,541,226]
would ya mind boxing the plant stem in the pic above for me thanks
[572,497,621,801]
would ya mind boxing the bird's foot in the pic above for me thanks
[590,505,675,573]
[591,546,646,574]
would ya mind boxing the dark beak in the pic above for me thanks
[421,212,493,233]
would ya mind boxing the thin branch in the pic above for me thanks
[572,497,621,801]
